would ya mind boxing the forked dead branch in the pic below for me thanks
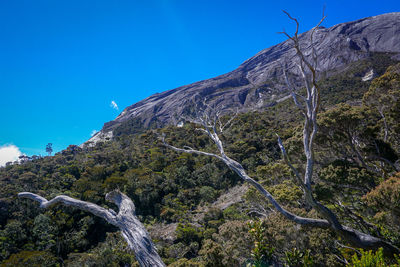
[16,11,399,267]
[18,191,165,267]
[162,12,400,255]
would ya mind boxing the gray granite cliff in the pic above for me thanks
[90,12,400,142]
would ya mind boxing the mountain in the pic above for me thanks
[89,12,400,144]
[2,12,400,266]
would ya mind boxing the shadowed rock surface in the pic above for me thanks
[90,12,400,142]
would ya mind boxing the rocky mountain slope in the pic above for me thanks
[90,12,400,143]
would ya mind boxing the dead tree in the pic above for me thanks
[162,12,400,255]
[18,190,165,267]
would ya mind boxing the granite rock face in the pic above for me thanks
[91,12,400,141]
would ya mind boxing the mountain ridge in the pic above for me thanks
[88,12,400,144]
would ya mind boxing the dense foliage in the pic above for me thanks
[0,57,399,266]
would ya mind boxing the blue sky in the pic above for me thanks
[0,0,398,160]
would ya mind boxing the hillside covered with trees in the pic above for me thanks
[1,50,400,266]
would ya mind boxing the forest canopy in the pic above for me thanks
[1,58,400,266]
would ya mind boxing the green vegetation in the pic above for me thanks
[248,220,275,266]
[347,248,400,267]
[0,59,400,266]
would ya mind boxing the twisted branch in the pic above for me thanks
[163,11,400,255]
[18,191,165,267]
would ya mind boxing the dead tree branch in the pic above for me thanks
[18,191,165,267]
[163,11,400,255]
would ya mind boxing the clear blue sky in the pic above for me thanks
[0,0,398,157]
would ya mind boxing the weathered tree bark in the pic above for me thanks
[162,128,400,255]
[162,11,400,256]
[18,191,165,267]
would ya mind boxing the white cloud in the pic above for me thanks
[110,100,119,110]
[0,144,22,167]
[90,130,98,137]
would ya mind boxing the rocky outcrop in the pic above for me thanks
[362,69,377,81]
[94,12,400,138]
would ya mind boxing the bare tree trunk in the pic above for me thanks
[163,135,400,255]
[162,11,400,256]
[18,191,165,267]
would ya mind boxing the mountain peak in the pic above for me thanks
[88,12,400,145]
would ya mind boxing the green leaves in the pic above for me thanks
[346,247,400,267]
[33,214,56,251]
[284,248,313,267]
[248,220,275,266]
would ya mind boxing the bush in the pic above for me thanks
[1,250,59,267]
[176,223,203,245]
[346,247,400,267]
